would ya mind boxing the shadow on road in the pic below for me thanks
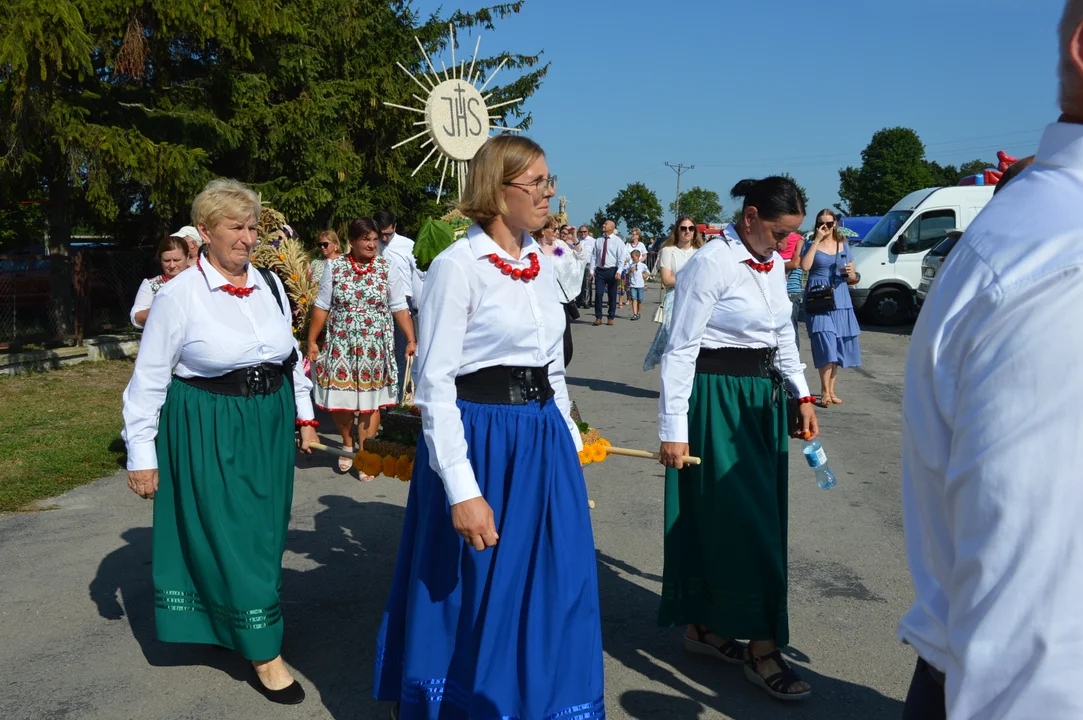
[89,496,406,720]
[595,552,904,720]
[568,376,659,400]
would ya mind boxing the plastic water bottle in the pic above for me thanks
[802,439,837,490]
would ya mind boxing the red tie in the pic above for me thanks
[744,259,774,273]
[601,236,609,268]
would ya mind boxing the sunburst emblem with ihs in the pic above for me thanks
[385,24,523,201]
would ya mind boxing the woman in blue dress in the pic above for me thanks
[373,134,604,720]
[800,209,861,405]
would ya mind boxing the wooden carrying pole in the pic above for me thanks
[309,442,354,459]
[605,446,701,465]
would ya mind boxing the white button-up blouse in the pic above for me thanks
[121,258,314,471]
[659,225,810,443]
[414,225,583,506]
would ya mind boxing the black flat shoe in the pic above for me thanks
[249,668,306,705]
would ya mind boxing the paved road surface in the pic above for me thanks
[0,293,916,719]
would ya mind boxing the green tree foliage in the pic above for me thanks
[0,0,545,248]
[926,158,993,187]
[605,182,663,238]
[779,173,810,211]
[669,186,722,224]
[588,208,605,236]
[837,127,936,215]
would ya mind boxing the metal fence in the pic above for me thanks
[0,248,155,348]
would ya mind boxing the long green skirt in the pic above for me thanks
[152,378,295,661]
[658,373,790,645]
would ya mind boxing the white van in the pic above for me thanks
[848,185,993,324]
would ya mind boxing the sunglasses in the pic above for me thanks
[679,225,695,232]
[818,222,836,229]
[318,242,332,249]
[578,230,588,234]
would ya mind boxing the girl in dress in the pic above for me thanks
[658,177,819,701]
[800,209,862,406]
[373,134,604,719]
[307,217,416,477]
[643,216,704,371]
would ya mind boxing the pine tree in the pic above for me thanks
[0,0,545,247]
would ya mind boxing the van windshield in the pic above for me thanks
[858,210,911,247]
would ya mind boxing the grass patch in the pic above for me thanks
[0,360,133,512]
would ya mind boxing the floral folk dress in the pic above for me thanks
[313,255,406,413]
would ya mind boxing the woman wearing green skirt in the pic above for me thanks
[658,176,820,701]
[122,179,318,705]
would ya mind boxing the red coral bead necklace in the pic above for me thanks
[197,256,254,297]
[488,251,540,283]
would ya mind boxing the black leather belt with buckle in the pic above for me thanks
[455,364,554,406]
[177,362,287,398]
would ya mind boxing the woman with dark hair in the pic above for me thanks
[658,176,819,701]
[130,235,189,328]
[306,217,417,479]
[800,208,861,406]
[643,216,704,371]
[373,134,603,719]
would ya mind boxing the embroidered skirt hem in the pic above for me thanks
[152,379,295,661]
[373,400,605,719]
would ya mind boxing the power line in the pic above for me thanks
[690,128,1044,168]
[665,162,694,219]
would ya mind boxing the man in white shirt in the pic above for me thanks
[899,5,1083,717]
[589,219,629,326]
[575,225,596,308]
[375,210,417,401]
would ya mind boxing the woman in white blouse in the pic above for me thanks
[658,177,819,701]
[535,215,586,366]
[373,135,603,719]
[122,179,317,706]
[643,216,704,371]
[130,235,189,329]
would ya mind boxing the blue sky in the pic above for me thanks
[410,0,1061,232]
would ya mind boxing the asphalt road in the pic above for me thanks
[0,291,917,720]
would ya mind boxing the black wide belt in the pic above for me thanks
[455,364,554,406]
[695,347,778,379]
[177,362,287,398]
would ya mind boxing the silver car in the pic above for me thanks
[917,229,965,305]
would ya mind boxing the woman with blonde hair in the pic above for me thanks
[800,208,861,405]
[643,215,705,370]
[373,135,603,719]
[310,229,342,284]
[122,179,318,705]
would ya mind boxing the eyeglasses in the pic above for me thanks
[318,242,331,249]
[504,175,558,195]
[679,225,695,232]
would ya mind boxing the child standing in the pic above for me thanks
[626,249,650,320]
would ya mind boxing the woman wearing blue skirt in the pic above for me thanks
[373,135,605,720]
[800,209,862,406]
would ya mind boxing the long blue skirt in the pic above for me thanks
[373,400,605,720]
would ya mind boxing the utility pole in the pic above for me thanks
[665,162,694,221]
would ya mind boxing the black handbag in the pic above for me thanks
[804,246,842,315]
